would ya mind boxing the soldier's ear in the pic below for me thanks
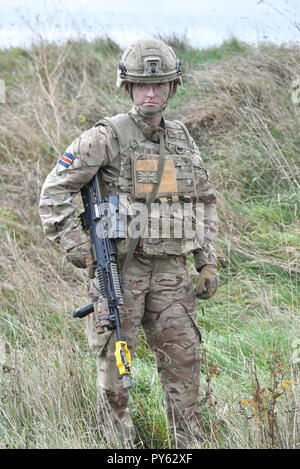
[169,83,177,98]
[124,84,133,99]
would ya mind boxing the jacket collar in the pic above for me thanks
[128,106,165,143]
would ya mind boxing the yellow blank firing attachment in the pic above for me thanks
[115,341,132,376]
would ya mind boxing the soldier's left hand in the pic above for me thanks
[195,264,219,299]
[66,241,95,278]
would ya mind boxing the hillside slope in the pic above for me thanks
[0,37,299,448]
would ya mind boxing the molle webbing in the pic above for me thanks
[173,120,194,151]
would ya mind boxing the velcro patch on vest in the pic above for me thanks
[136,170,158,184]
[133,154,197,200]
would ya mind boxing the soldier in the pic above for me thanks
[39,38,219,448]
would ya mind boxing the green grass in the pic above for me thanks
[164,36,249,69]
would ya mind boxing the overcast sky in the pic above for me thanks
[0,0,299,49]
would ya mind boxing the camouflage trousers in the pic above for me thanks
[85,254,203,448]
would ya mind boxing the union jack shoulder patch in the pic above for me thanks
[58,152,75,168]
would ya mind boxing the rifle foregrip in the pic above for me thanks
[72,302,94,319]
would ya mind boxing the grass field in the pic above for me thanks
[0,35,299,449]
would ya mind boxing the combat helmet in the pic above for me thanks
[116,38,182,88]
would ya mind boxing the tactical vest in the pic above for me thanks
[96,113,202,257]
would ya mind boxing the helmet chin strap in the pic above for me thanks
[133,102,166,118]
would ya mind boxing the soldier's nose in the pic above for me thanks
[146,85,155,97]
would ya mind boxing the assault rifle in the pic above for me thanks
[72,175,132,390]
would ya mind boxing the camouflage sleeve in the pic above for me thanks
[38,124,119,252]
[191,138,218,271]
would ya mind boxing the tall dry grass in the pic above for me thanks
[0,36,299,448]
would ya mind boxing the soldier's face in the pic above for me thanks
[131,82,170,109]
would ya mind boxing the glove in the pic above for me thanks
[66,241,95,278]
[195,264,219,299]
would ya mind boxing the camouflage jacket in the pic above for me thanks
[39,107,218,271]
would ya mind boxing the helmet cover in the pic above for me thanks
[116,38,182,88]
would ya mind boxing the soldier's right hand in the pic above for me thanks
[195,264,219,299]
[66,241,95,278]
